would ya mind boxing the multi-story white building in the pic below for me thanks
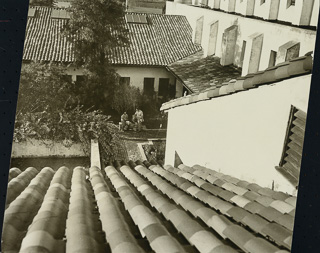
[161,0,319,195]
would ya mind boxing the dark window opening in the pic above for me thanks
[240,40,246,68]
[182,86,189,96]
[62,75,72,83]
[268,50,277,67]
[120,77,130,86]
[169,82,176,99]
[143,78,155,96]
[287,0,295,8]
[158,78,170,97]
[260,0,265,5]
[76,75,85,85]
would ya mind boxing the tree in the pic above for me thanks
[63,0,129,114]
[112,83,141,115]
[17,62,76,114]
[15,62,124,162]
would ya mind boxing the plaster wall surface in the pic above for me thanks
[311,0,320,26]
[114,66,178,96]
[164,74,311,195]
[166,2,317,75]
[65,65,84,82]
[253,0,274,20]
[11,139,86,158]
[65,65,181,97]
[236,0,256,16]
[277,0,303,26]
[173,0,319,26]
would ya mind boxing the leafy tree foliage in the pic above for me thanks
[17,62,75,114]
[63,0,129,113]
[15,62,125,161]
[112,82,141,115]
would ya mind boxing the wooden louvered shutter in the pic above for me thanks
[276,106,307,187]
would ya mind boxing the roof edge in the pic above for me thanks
[161,54,313,111]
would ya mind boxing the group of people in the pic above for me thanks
[120,108,144,132]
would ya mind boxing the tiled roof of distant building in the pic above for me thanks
[168,51,242,93]
[3,160,295,252]
[23,7,202,66]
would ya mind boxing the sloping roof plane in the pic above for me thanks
[162,54,313,111]
[23,7,202,66]
[3,161,296,252]
[168,51,242,93]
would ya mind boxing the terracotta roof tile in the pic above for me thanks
[168,51,241,93]
[3,161,295,253]
[23,7,201,66]
[161,54,313,111]
[8,167,22,182]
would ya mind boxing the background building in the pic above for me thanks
[24,7,201,100]
[161,0,318,195]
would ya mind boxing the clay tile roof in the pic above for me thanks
[3,160,296,253]
[167,50,242,93]
[23,7,201,66]
[161,53,313,111]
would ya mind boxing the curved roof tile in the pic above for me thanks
[23,7,201,66]
[3,160,296,253]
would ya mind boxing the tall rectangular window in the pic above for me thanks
[287,0,295,8]
[268,50,277,67]
[143,78,155,96]
[120,77,130,86]
[62,75,72,83]
[182,86,189,96]
[158,78,170,97]
[169,82,176,99]
[240,40,246,68]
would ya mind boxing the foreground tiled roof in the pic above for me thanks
[23,7,201,66]
[161,53,313,111]
[2,161,296,252]
[168,51,242,93]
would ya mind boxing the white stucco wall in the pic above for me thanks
[65,65,84,82]
[164,74,311,195]
[277,0,303,26]
[311,0,320,26]
[115,66,182,97]
[166,2,317,76]
[173,0,319,26]
[65,65,182,98]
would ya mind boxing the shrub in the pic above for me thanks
[14,107,123,163]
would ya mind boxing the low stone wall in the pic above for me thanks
[11,138,87,158]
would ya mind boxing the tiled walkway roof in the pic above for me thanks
[23,7,201,66]
[3,161,295,252]
[161,53,313,111]
[168,51,242,93]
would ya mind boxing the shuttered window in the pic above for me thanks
[276,106,307,187]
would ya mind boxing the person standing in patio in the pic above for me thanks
[120,112,129,131]
[135,108,144,132]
